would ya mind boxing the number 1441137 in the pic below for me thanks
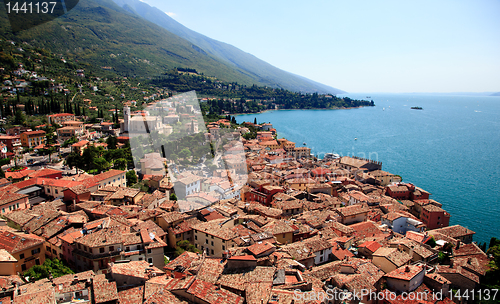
[5,2,57,14]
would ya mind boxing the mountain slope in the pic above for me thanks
[112,0,345,94]
[0,0,260,84]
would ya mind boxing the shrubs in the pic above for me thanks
[23,258,74,281]
[174,240,201,257]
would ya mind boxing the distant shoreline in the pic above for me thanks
[230,105,368,116]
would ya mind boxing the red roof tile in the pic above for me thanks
[186,279,244,304]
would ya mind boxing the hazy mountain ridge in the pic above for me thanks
[0,0,344,93]
[0,0,261,84]
[111,0,345,94]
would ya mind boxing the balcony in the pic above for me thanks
[121,249,145,257]
[57,293,90,304]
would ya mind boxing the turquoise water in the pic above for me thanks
[236,93,500,244]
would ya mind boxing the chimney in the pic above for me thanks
[456,241,461,250]
[12,281,18,297]
[405,266,410,272]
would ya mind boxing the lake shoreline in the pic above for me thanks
[230,105,369,116]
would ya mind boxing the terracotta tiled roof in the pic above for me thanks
[330,241,354,260]
[261,220,295,236]
[164,251,200,272]
[358,240,382,253]
[75,227,126,247]
[49,113,74,117]
[336,204,369,217]
[422,204,447,213]
[203,210,226,222]
[382,212,406,221]
[405,231,426,243]
[217,266,274,293]
[58,228,84,244]
[385,265,425,281]
[322,221,355,236]
[111,260,164,278]
[350,221,387,239]
[436,265,480,284]
[22,130,46,136]
[453,243,486,258]
[281,239,325,261]
[134,220,167,239]
[27,168,62,178]
[118,286,144,304]
[429,225,475,239]
[5,170,35,180]
[143,289,187,304]
[93,280,119,303]
[193,219,238,241]
[3,210,35,226]
[186,279,244,304]
[245,282,273,304]
[247,242,275,257]
[37,177,83,188]
[23,209,61,233]
[0,231,44,254]
[161,211,187,225]
[373,247,412,267]
[250,204,283,218]
[195,258,226,284]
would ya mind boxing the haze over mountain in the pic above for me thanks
[0,0,250,82]
[0,0,343,94]
[110,0,344,94]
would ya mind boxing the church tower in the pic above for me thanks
[123,106,130,132]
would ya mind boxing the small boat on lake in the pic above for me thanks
[411,106,423,110]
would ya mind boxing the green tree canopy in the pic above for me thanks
[14,109,26,125]
[106,136,118,150]
[178,148,191,160]
[113,158,127,170]
[126,170,137,185]
[93,157,111,173]
[23,259,74,281]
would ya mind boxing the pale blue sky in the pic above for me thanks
[142,0,499,93]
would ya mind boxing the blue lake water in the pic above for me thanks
[236,93,500,244]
